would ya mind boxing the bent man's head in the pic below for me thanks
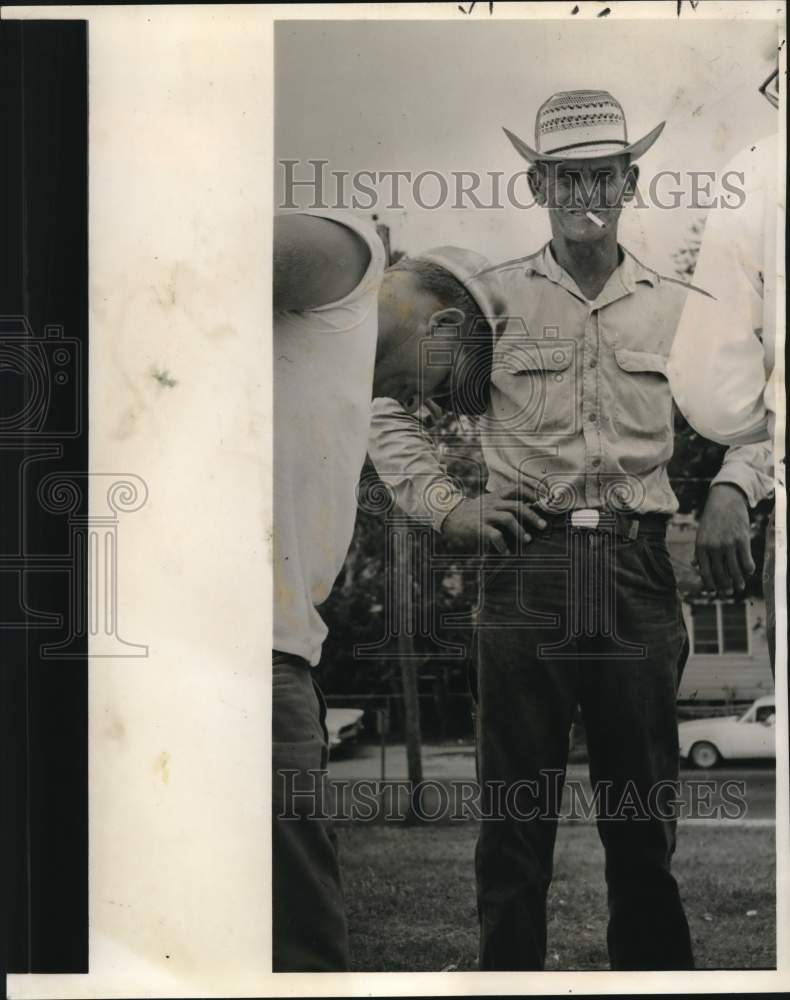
[374,247,505,415]
[273,214,504,414]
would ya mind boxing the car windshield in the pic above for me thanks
[740,702,775,722]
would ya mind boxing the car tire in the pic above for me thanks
[689,740,720,769]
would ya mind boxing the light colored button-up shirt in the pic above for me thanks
[668,135,781,447]
[369,242,772,526]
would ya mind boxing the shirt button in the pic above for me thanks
[589,412,597,422]
[589,358,597,369]
[591,457,601,467]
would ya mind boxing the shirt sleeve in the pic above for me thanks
[710,440,774,508]
[667,289,770,445]
[368,397,466,532]
[276,210,387,326]
[667,146,771,446]
[303,210,387,312]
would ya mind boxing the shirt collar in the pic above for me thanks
[524,242,657,307]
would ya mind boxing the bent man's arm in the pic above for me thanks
[273,213,371,312]
[369,397,466,531]
[369,398,547,551]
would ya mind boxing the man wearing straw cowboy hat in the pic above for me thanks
[369,89,771,970]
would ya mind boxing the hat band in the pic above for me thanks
[543,138,630,156]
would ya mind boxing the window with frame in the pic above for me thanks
[690,601,749,655]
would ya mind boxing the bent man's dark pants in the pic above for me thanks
[272,651,349,971]
[472,517,694,971]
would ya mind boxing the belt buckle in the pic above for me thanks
[570,508,600,530]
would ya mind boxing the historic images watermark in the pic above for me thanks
[278,159,749,212]
[276,771,749,823]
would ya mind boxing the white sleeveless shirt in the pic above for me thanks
[273,211,386,665]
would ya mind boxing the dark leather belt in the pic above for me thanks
[537,508,670,541]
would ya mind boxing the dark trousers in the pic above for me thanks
[272,652,349,971]
[472,520,694,971]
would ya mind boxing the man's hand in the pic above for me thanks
[441,487,548,553]
[695,483,755,597]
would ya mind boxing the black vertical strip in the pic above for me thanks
[0,19,89,977]
[0,23,28,988]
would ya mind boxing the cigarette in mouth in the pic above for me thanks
[585,210,605,228]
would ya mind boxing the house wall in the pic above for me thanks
[677,597,773,704]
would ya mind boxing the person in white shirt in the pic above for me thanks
[668,91,782,670]
[668,136,779,445]
[272,210,512,970]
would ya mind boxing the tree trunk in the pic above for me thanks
[400,652,423,785]
[395,527,424,820]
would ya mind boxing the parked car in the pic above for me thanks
[326,707,365,749]
[678,695,775,768]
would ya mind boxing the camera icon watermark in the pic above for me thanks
[1,316,148,658]
[0,316,83,439]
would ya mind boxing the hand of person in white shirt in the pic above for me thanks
[441,487,548,553]
[694,483,756,597]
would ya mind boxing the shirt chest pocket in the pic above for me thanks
[611,348,673,437]
[488,340,578,436]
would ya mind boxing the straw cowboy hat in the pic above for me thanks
[503,89,665,163]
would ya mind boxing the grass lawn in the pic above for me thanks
[338,821,775,971]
